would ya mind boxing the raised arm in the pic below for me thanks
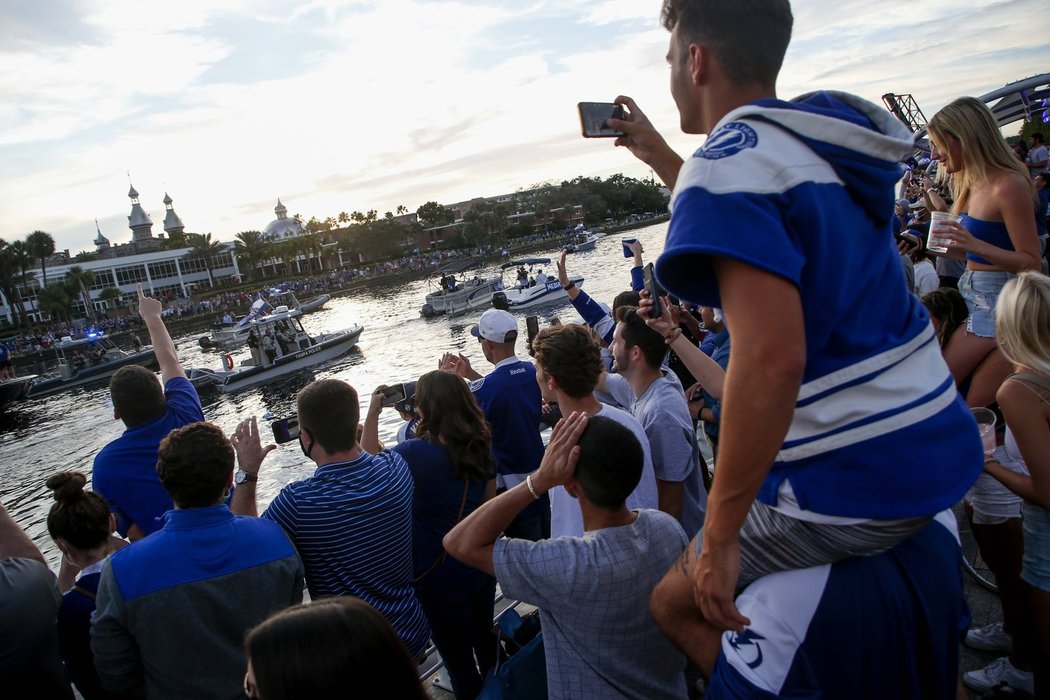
[361,388,385,455]
[608,96,684,190]
[137,283,184,382]
[639,294,725,399]
[229,417,275,517]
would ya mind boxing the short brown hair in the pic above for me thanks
[156,422,233,508]
[110,365,165,426]
[661,0,792,86]
[533,324,603,398]
[614,306,667,369]
[297,379,359,454]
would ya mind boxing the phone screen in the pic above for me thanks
[272,416,301,444]
[643,262,663,319]
[526,316,540,344]
[578,102,625,138]
[380,383,407,407]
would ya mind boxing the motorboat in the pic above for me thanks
[0,375,36,411]
[420,259,503,318]
[491,258,584,311]
[187,306,363,394]
[199,290,332,349]
[563,230,605,253]
[25,335,157,399]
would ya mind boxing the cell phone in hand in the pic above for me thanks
[272,416,301,444]
[379,383,408,408]
[643,262,663,320]
[578,102,625,138]
[526,316,540,344]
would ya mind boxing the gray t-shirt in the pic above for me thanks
[606,371,707,536]
[494,509,690,700]
[549,404,660,538]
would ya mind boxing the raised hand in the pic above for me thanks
[532,411,589,491]
[231,416,276,476]
[137,283,162,319]
[556,250,571,287]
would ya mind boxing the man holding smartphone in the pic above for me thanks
[604,0,978,696]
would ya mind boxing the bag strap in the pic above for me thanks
[1010,372,1050,393]
[413,480,471,584]
[71,584,97,601]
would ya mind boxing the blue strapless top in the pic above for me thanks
[961,214,1013,265]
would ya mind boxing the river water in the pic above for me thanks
[1,222,669,565]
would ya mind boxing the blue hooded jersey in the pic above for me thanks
[656,91,982,519]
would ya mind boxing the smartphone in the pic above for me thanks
[622,238,637,258]
[643,262,663,319]
[380,383,407,408]
[526,316,540,344]
[578,102,625,138]
[271,416,301,444]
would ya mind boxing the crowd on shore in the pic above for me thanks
[4,2,1050,699]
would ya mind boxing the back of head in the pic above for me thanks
[246,597,427,700]
[920,288,968,349]
[110,365,165,427]
[661,0,792,86]
[614,306,667,369]
[414,370,493,483]
[995,271,1050,375]
[533,324,602,398]
[45,472,110,549]
[574,416,644,510]
[156,422,233,508]
[612,290,641,313]
[296,379,359,454]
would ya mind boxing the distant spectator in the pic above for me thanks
[92,422,304,700]
[244,597,427,700]
[1027,132,1049,179]
[444,413,690,698]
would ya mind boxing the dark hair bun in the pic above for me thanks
[46,472,88,502]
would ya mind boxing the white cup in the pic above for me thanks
[927,211,960,253]
[970,407,997,457]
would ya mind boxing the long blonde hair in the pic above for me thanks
[995,271,1050,376]
[927,96,1035,214]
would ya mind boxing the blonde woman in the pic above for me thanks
[927,97,1042,407]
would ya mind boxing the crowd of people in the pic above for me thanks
[2,1,1050,699]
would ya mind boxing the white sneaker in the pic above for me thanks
[964,622,1013,652]
[962,657,1034,695]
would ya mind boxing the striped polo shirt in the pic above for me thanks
[262,450,431,656]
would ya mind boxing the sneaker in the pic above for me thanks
[965,622,1013,652]
[962,657,1034,695]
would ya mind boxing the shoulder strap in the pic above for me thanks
[70,584,97,601]
[1010,372,1050,393]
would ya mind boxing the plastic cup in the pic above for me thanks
[622,238,637,258]
[970,407,996,457]
[928,212,961,253]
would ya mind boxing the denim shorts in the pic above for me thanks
[1022,503,1050,592]
[958,270,1013,338]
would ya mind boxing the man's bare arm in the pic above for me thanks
[137,283,184,382]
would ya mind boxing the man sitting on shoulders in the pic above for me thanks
[444,413,689,699]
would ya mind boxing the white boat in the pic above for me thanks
[26,335,157,399]
[420,259,503,318]
[199,290,331,349]
[563,230,605,253]
[491,258,584,311]
[187,306,363,394]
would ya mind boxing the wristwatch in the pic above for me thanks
[234,470,258,485]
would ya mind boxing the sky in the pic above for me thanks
[1,0,1047,254]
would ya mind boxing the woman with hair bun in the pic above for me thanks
[45,471,123,700]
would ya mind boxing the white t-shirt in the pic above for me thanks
[1028,144,1049,177]
[913,259,938,297]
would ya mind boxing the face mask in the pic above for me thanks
[298,431,314,459]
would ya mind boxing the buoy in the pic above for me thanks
[223,353,234,371]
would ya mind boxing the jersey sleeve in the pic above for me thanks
[163,376,204,424]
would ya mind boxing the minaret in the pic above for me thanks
[127,184,154,243]
[94,220,111,252]
[274,198,288,221]
[162,192,185,236]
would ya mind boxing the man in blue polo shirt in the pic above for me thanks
[447,309,546,540]
[92,283,204,541]
[230,379,431,659]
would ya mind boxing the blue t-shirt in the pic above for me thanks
[92,376,204,536]
[656,93,982,519]
[706,512,967,699]
[262,450,431,657]
[470,358,545,517]
[0,344,9,363]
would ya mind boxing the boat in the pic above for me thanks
[563,229,605,253]
[0,375,36,411]
[25,335,157,399]
[187,306,363,394]
[198,290,331,349]
[490,258,584,311]
[420,259,503,318]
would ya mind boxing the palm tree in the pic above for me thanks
[298,233,323,273]
[98,286,124,315]
[1,240,34,328]
[64,266,97,321]
[25,230,55,286]
[184,233,228,288]
[234,230,271,282]
[36,282,73,325]
[396,205,409,216]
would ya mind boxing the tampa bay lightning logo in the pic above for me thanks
[696,122,758,160]
[728,628,766,669]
